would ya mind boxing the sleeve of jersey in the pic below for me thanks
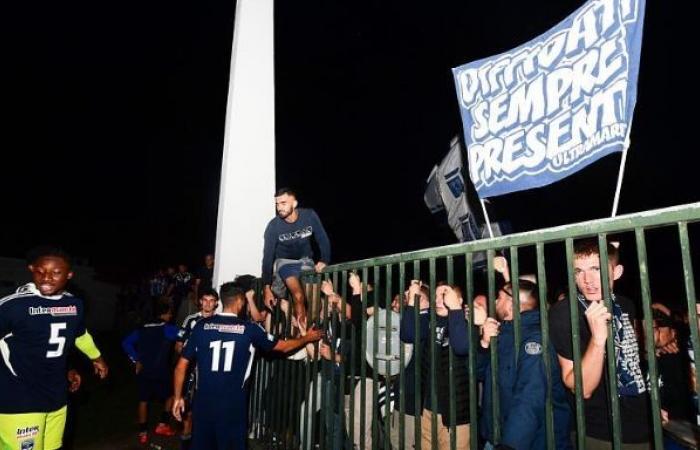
[181,329,198,361]
[250,323,278,352]
[0,299,11,337]
[75,330,102,360]
[165,324,180,341]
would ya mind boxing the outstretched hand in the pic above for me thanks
[303,327,325,343]
[92,356,109,379]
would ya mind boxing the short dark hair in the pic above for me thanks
[275,187,296,198]
[198,288,219,301]
[233,274,257,293]
[219,282,246,307]
[574,238,619,265]
[503,280,539,309]
[26,246,72,268]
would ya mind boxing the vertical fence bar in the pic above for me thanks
[487,249,500,444]
[565,238,587,449]
[413,260,422,450]
[465,252,478,449]
[635,228,663,449]
[510,247,521,362]
[272,304,282,442]
[679,222,700,426]
[310,276,321,449]
[318,275,327,449]
[446,256,457,450]
[398,261,406,450]
[597,234,622,450]
[338,270,347,450]
[384,264,393,450]
[429,257,438,449]
[372,265,381,450]
[535,243,555,449]
[281,358,290,447]
[361,266,369,450]
[349,272,357,449]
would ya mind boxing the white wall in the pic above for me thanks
[213,0,276,290]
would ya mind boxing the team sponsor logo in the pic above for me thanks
[16,426,39,439]
[21,439,35,450]
[278,226,313,242]
[203,323,245,334]
[28,305,77,317]
[525,342,543,355]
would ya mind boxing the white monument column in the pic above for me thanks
[213,0,275,290]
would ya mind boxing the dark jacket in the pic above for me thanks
[452,310,572,450]
[400,306,470,426]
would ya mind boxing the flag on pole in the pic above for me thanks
[424,136,481,242]
[452,0,646,198]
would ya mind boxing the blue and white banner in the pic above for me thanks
[452,0,645,198]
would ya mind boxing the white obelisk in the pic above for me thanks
[213,0,275,291]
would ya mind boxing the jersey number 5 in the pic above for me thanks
[47,322,67,358]
[210,340,235,372]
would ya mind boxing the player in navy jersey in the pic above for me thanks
[122,298,180,444]
[174,288,219,450]
[0,246,108,450]
[172,282,323,450]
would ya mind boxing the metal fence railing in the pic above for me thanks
[247,202,700,449]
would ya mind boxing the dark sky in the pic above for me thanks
[2,0,696,282]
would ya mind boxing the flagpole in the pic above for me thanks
[479,198,495,239]
[610,124,633,217]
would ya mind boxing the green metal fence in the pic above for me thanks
[248,202,700,449]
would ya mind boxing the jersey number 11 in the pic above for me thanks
[210,340,235,372]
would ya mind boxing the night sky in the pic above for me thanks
[2,0,696,285]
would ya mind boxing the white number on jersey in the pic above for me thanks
[209,340,235,372]
[47,322,67,358]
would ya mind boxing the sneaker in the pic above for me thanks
[138,432,148,445]
[154,422,176,437]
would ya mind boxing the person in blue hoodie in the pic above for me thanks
[450,280,572,450]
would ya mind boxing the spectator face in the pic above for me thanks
[200,294,218,315]
[275,193,297,219]
[204,254,214,268]
[495,288,514,320]
[29,256,74,296]
[391,294,401,313]
[653,321,675,349]
[573,253,623,301]
[178,264,187,273]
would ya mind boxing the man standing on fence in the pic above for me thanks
[172,282,323,450]
[261,187,331,332]
[549,239,655,449]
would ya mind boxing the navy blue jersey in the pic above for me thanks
[177,312,203,343]
[182,313,277,417]
[122,322,179,379]
[0,283,86,413]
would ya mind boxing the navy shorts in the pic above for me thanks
[191,412,247,450]
[137,376,172,402]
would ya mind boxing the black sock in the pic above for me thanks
[180,436,191,450]
[138,422,148,433]
[160,411,170,424]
